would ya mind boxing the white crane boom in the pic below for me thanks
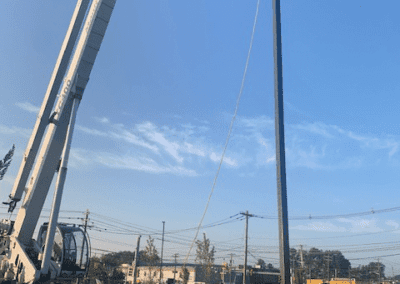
[13,0,115,246]
[7,0,91,208]
[0,1,116,283]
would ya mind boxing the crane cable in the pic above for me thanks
[183,0,261,265]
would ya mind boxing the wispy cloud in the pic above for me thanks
[95,152,198,176]
[337,218,383,233]
[137,122,183,163]
[75,113,400,174]
[344,130,399,157]
[291,222,347,232]
[237,115,274,132]
[291,218,388,233]
[15,102,40,114]
[77,123,159,152]
[94,116,110,124]
[209,152,238,167]
[0,124,30,138]
[386,220,399,229]
[69,148,197,176]
[76,125,109,137]
[76,118,239,174]
[256,137,275,165]
[291,122,335,139]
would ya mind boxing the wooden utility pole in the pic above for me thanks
[229,254,235,284]
[324,254,332,281]
[160,221,165,284]
[378,258,381,284]
[132,235,141,284]
[79,209,90,266]
[241,211,253,284]
[173,253,179,281]
[272,1,290,284]
[299,245,304,284]
[77,209,91,284]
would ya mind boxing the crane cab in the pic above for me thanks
[37,223,90,278]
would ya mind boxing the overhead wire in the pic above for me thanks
[183,0,261,265]
[253,206,400,220]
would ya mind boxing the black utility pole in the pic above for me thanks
[241,211,253,284]
[160,221,165,284]
[272,1,290,284]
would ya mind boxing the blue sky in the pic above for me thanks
[2,0,400,274]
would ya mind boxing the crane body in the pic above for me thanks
[0,0,116,282]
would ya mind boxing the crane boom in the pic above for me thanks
[7,0,91,209]
[13,0,116,246]
[0,1,116,283]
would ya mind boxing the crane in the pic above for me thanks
[0,0,116,282]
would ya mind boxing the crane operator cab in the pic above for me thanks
[37,223,90,279]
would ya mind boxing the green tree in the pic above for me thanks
[256,259,266,270]
[180,266,190,284]
[110,268,125,283]
[87,251,138,284]
[266,263,279,273]
[195,233,216,284]
[305,247,325,279]
[328,250,351,279]
[141,236,160,284]
[0,145,15,181]
[301,247,351,281]
[86,257,108,284]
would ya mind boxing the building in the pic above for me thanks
[329,278,356,284]
[121,263,223,284]
[228,268,279,284]
[307,278,356,284]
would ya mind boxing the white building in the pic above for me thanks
[120,263,222,284]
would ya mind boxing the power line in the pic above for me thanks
[253,206,400,220]
[182,0,260,266]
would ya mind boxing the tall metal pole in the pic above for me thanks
[160,221,165,284]
[272,1,290,284]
